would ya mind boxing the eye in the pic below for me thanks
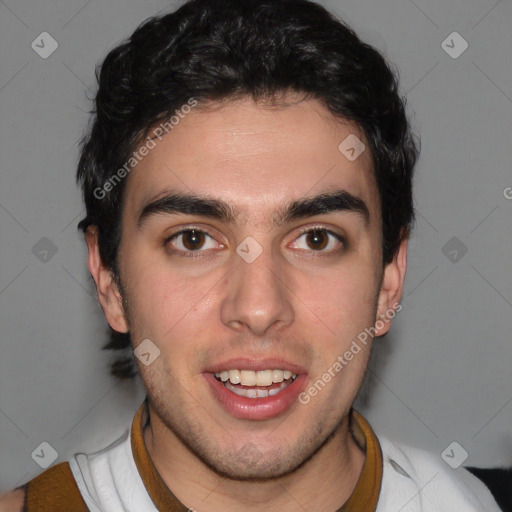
[166,229,223,254]
[289,228,344,253]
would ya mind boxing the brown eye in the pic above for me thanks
[289,228,344,254]
[165,229,223,257]
[181,230,205,250]
[305,230,328,250]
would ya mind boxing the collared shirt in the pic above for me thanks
[23,399,501,511]
[129,401,382,511]
[24,399,382,511]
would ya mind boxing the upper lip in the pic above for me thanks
[204,358,308,375]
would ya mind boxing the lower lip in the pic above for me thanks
[203,373,307,420]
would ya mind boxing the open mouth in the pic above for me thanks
[213,369,298,398]
[204,362,307,420]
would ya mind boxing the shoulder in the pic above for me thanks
[377,436,502,511]
[0,488,25,512]
[5,462,89,512]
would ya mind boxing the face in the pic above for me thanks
[88,95,406,480]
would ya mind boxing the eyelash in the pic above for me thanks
[164,225,346,259]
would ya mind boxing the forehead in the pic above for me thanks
[124,96,379,224]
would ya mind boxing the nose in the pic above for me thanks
[220,246,295,336]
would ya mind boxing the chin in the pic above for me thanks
[203,451,300,482]
[194,431,332,483]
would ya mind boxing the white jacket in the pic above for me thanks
[68,422,502,512]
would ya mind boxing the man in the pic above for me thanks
[0,0,502,510]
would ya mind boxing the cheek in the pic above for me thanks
[301,268,378,398]
[123,256,221,362]
[301,260,379,339]
[130,273,207,330]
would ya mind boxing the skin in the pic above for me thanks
[82,95,407,512]
[0,489,24,512]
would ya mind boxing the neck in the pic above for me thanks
[143,407,365,512]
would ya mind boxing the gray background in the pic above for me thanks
[1,0,511,493]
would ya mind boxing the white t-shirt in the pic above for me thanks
[68,409,502,512]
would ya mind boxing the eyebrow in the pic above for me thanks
[137,189,370,228]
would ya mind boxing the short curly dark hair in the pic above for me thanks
[77,0,418,380]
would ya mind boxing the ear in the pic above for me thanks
[85,226,129,333]
[374,238,408,336]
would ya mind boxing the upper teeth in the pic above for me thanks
[214,369,297,386]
